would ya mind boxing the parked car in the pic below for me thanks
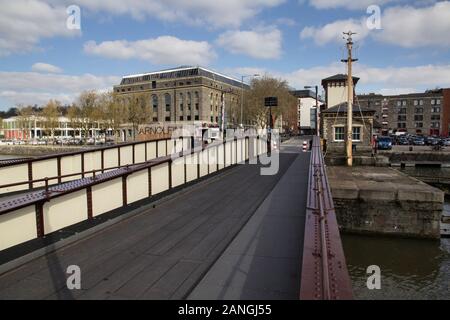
[377,136,393,150]
[413,138,425,146]
[443,139,450,146]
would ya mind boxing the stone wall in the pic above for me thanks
[328,166,443,239]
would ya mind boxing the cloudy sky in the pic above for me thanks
[1,0,450,110]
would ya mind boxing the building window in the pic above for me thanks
[415,108,423,114]
[398,115,406,121]
[402,100,407,106]
[419,100,424,106]
[432,107,441,113]
[398,123,406,129]
[195,115,199,121]
[431,115,441,121]
[187,92,192,110]
[187,116,192,121]
[352,127,361,141]
[397,101,401,107]
[414,115,423,121]
[165,93,171,112]
[152,81,156,89]
[195,103,199,110]
[152,95,158,113]
[165,116,171,121]
[179,116,183,121]
[415,122,423,128]
[431,122,440,128]
[152,117,158,122]
[334,126,345,141]
[211,116,214,122]
[437,99,441,105]
[431,99,436,105]
[399,108,406,114]
[414,100,418,106]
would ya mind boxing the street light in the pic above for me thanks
[304,85,320,137]
[240,74,260,128]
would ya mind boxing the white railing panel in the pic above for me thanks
[134,143,146,164]
[151,163,169,195]
[0,164,29,194]
[103,149,119,171]
[32,159,58,187]
[171,158,185,188]
[127,170,149,204]
[61,154,82,182]
[146,142,157,161]
[0,205,37,251]
[43,190,87,234]
[92,178,123,217]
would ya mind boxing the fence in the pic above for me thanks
[0,137,192,195]
[300,136,353,300]
[0,135,267,251]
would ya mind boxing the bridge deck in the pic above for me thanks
[0,140,309,300]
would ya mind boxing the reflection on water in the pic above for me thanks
[342,234,450,300]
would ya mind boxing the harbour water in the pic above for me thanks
[0,154,25,160]
[342,166,450,300]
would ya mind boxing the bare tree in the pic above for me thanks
[42,100,60,139]
[125,92,151,141]
[243,76,297,130]
[76,91,98,142]
[100,91,126,143]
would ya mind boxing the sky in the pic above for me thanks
[0,0,450,110]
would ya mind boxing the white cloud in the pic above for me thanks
[31,62,63,73]
[308,0,397,10]
[300,2,450,47]
[59,0,285,28]
[216,28,283,59]
[375,2,450,47]
[0,71,120,108]
[227,63,450,94]
[300,18,369,45]
[0,0,80,56]
[84,36,216,65]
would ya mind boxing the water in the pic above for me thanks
[0,154,25,160]
[342,166,450,300]
[342,234,450,300]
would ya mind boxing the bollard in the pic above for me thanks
[303,141,308,152]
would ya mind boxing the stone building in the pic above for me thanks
[322,103,376,154]
[357,89,450,137]
[320,74,376,153]
[113,66,246,126]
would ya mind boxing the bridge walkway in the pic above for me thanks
[0,139,309,300]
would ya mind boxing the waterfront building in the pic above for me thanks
[357,89,450,137]
[113,66,245,128]
[0,116,105,140]
[320,74,376,152]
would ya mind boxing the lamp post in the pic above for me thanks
[304,85,320,137]
[240,74,260,128]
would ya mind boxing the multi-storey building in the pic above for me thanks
[357,89,450,137]
[113,66,245,126]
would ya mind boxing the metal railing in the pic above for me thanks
[0,135,267,252]
[0,136,192,195]
[300,136,353,300]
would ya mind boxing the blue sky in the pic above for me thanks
[0,0,450,110]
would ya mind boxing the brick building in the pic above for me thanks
[357,88,450,137]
